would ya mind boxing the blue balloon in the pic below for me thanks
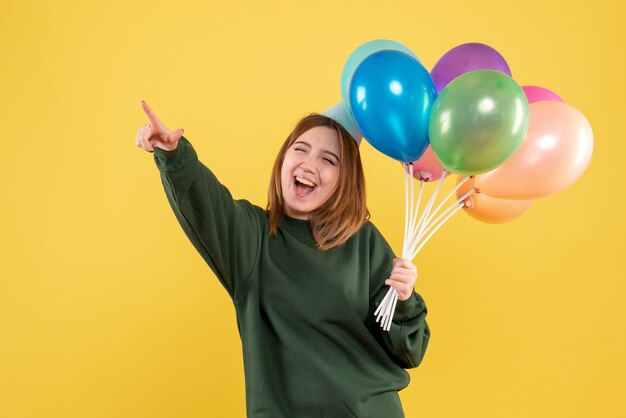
[348,50,437,163]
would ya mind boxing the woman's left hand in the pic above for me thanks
[385,258,418,301]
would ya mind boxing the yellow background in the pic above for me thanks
[1,0,624,417]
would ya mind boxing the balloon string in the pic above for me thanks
[383,290,394,329]
[415,193,466,245]
[402,164,415,257]
[384,163,414,332]
[409,175,470,255]
[410,189,475,259]
[405,163,415,258]
[375,286,398,329]
[385,291,398,331]
[404,164,423,259]
[417,169,448,237]
[378,287,397,331]
[402,163,410,257]
[374,286,394,318]
[423,175,471,230]
[377,171,474,331]
[407,179,425,258]
[407,170,448,257]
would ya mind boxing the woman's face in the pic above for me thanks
[281,126,341,220]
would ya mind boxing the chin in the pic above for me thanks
[285,203,314,219]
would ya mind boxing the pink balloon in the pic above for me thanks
[475,101,594,200]
[405,146,445,181]
[522,85,564,104]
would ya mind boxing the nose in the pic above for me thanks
[300,156,318,174]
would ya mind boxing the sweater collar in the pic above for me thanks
[280,215,318,247]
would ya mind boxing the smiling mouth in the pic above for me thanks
[293,176,316,196]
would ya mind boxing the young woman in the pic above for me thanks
[136,100,430,418]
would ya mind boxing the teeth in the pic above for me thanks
[295,176,316,187]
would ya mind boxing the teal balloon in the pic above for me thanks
[429,70,529,175]
[341,39,420,110]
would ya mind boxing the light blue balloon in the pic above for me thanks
[349,50,437,163]
[341,40,420,111]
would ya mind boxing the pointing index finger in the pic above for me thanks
[141,100,166,131]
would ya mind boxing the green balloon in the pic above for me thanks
[429,70,529,175]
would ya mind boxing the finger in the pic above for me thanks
[142,123,153,142]
[392,264,415,273]
[395,258,416,269]
[137,124,150,147]
[391,267,417,279]
[141,100,167,132]
[138,130,154,152]
[384,280,414,299]
[385,278,413,289]
[389,268,417,282]
[393,266,417,278]
[388,274,414,285]
[167,128,184,143]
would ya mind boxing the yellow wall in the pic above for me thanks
[1,0,624,417]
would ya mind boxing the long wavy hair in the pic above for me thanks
[266,113,369,250]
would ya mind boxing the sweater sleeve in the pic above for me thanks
[153,136,263,300]
[364,223,431,369]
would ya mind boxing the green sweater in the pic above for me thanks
[153,136,430,418]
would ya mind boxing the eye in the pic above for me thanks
[323,158,337,166]
[294,147,306,153]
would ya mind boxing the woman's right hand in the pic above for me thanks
[135,100,184,153]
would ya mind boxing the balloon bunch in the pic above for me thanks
[340,40,594,331]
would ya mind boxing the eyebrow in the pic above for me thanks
[294,140,340,162]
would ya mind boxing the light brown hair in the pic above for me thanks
[266,113,369,250]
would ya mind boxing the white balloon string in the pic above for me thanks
[382,289,396,331]
[409,195,434,255]
[402,164,415,257]
[375,286,397,324]
[406,179,424,259]
[385,292,399,331]
[417,170,448,238]
[378,290,396,330]
[422,175,471,230]
[416,198,464,244]
[414,188,474,245]
[410,189,475,259]
[381,295,390,330]
[408,170,448,257]
[380,163,413,331]
[405,163,415,258]
[411,204,464,259]
[374,287,394,319]
[402,163,410,256]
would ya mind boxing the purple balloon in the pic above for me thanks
[431,43,512,93]
[522,85,564,104]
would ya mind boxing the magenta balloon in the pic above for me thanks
[431,43,512,93]
[522,85,564,104]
